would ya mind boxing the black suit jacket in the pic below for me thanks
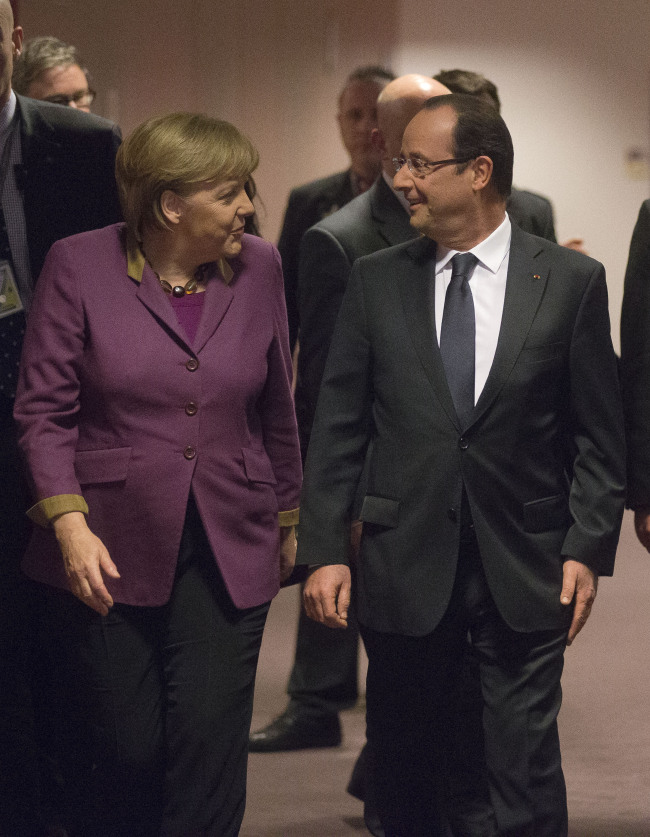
[620,199,650,508]
[296,176,415,455]
[278,169,355,349]
[507,187,556,242]
[16,94,122,281]
[297,224,625,636]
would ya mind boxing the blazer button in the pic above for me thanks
[458,437,469,450]
[447,508,457,521]
[186,358,199,372]
[185,401,198,416]
[183,445,196,460]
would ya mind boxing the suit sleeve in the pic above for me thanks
[561,262,626,574]
[13,239,87,518]
[296,225,352,455]
[620,201,650,509]
[258,244,302,524]
[296,262,373,565]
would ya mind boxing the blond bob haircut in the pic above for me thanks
[115,113,259,240]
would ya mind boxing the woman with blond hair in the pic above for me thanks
[14,113,301,836]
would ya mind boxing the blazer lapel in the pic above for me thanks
[193,267,234,354]
[470,226,549,427]
[136,265,191,347]
[398,236,461,428]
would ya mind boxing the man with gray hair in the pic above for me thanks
[13,35,95,111]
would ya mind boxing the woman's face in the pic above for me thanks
[179,178,254,261]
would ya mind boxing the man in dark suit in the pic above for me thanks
[620,200,650,548]
[297,94,625,835]
[278,64,394,349]
[0,3,122,832]
[251,75,448,756]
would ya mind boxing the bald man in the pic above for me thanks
[0,3,122,833]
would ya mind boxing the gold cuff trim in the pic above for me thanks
[278,507,299,527]
[27,494,89,528]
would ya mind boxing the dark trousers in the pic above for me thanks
[49,498,269,837]
[0,403,65,836]
[361,534,568,837]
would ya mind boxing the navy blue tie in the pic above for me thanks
[440,252,477,426]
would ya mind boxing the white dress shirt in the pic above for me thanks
[434,214,511,404]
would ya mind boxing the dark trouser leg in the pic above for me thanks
[0,415,62,836]
[471,605,568,836]
[287,586,359,717]
[160,503,268,836]
[361,623,455,837]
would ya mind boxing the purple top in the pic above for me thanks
[170,291,205,345]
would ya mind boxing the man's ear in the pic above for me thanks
[12,26,23,58]
[471,155,494,193]
[160,190,184,226]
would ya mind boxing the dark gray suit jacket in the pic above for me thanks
[278,170,355,349]
[17,95,122,281]
[296,176,415,456]
[297,224,625,636]
[620,199,650,508]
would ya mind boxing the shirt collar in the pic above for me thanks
[126,231,234,285]
[435,213,511,275]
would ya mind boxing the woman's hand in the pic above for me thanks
[52,511,120,615]
[279,525,297,583]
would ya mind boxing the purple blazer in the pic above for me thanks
[14,223,302,608]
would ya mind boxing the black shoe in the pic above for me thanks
[249,708,342,752]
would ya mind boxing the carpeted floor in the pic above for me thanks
[242,510,650,836]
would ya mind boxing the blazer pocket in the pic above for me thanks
[359,495,400,529]
[74,447,132,485]
[242,447,277,485]
[520,341,565,365]
[523,494,570,533]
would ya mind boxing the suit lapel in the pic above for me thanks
[193,266,234,353]
[398,237,460,428]
[370,177,417,248]
[470,226,549,426]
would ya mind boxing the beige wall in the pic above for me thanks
[17,0,399,245]
[18,0,649,343]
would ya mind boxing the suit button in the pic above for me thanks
[186,358,199,371]
[458,437,469,450]
[447,508,457,521]
[183,445,196,460]
[185,401,198,416]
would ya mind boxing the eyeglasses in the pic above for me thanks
[392,156,474,178]
[43,88,96,109]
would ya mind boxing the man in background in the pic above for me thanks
[278,64,394,350]
[0,6,122,834]
[13,35,95,111]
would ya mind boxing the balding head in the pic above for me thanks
[373,74,450,177]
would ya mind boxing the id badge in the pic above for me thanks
[0,259,24,319]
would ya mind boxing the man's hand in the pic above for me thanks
[303,564,351,629]
[561,559,598,646]
[52,511,120,615]
[633,509,650,553]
